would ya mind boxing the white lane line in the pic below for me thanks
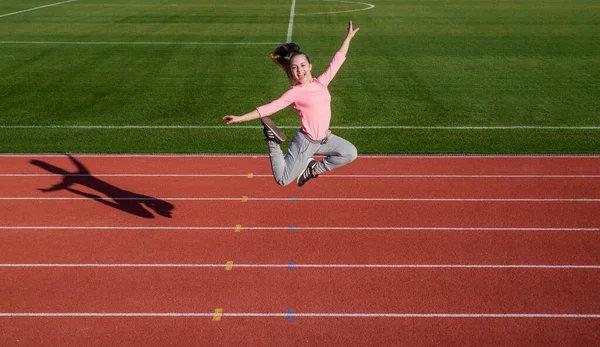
[2,154,600,161]
[1,125,599,129]
[325,174,600,178]
[287,0,297,42]
[1,263,599,269]
[0,226,598,231]
[2,154,599,158]
[297,0,375,16]
[0,312,599,318]
[0,174,269,177]
[0,41,280,45]
[0,197,597,202]
[2,173,600,178]
[0,0,77,18]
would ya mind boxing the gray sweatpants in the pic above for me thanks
[268,129,357,186]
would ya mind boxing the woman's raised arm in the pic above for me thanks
[338,21,360,56]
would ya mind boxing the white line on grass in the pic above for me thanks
[0,197,597,202]
[0,0,77,18]
[287,0,297,42]
[1,263,599,269]
[0,226,598,231]
[0,312,599,318]
[1,125,599,130]
[296,0,375,16]
[0,41,280,45]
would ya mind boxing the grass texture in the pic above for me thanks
[1,0,599,153]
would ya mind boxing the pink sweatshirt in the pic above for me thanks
[256,52,346,141]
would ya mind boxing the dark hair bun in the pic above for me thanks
[271,42,301,69]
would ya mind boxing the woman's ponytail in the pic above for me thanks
[270,43,301,85]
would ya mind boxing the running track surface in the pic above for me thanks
[1,154,599,346]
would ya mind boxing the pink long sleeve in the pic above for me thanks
[256,52,347,141]
[317,52,346,87]
[256,88,296,118]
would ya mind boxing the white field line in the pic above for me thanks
[0,226,598,231]
[0,0,77,18]
[1,125,599,130]
[0,312,599,318]
[1,263,599,269]
[297,0,375,16]
[287,0,297,42]
[2,174,600,178]
[0,41,280,45]
[0,197,597,202]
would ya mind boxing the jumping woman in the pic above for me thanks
[223,21,360,187]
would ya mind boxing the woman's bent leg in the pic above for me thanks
[268,130,317,186]
[313,133,357,174]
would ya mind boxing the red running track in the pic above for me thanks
[1,154,600,346]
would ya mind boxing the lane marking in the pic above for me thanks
[1,263,599,269]
[287,0,297,42]
[3,174,600,178]
[0,154,598,158]
[325,174,600,178]
[212,308,223,321]
[225,261,234,270]
[286,308,295,321]
[296,0,375,16]
[0,41,280,45]
[1,226,598,231]
[1,312,599,318]
[0,0,77,18]
[0,197,597,202]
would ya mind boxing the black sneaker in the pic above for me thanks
[297,159,319,187]
[261,117,286,144]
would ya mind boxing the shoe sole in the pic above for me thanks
[261,117,286,142]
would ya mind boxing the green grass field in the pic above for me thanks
[1,0,599,154]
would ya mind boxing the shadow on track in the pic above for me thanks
[30,154,174,219]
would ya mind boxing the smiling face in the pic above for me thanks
[289,53,313,84]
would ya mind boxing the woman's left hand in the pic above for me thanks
[347,20,360,39]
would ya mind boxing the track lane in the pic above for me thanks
[2,155,600,175]
[1,316,598,347]
[2,155,599,346]
[1,267,599,314]
[1,175,598,199]
[0,199,598,228]
[1,229,599,265]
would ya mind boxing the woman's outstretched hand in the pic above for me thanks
[347,20,360,39]
[222,110,261,124]
[338,21,359,56]
[222,115,241,124]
